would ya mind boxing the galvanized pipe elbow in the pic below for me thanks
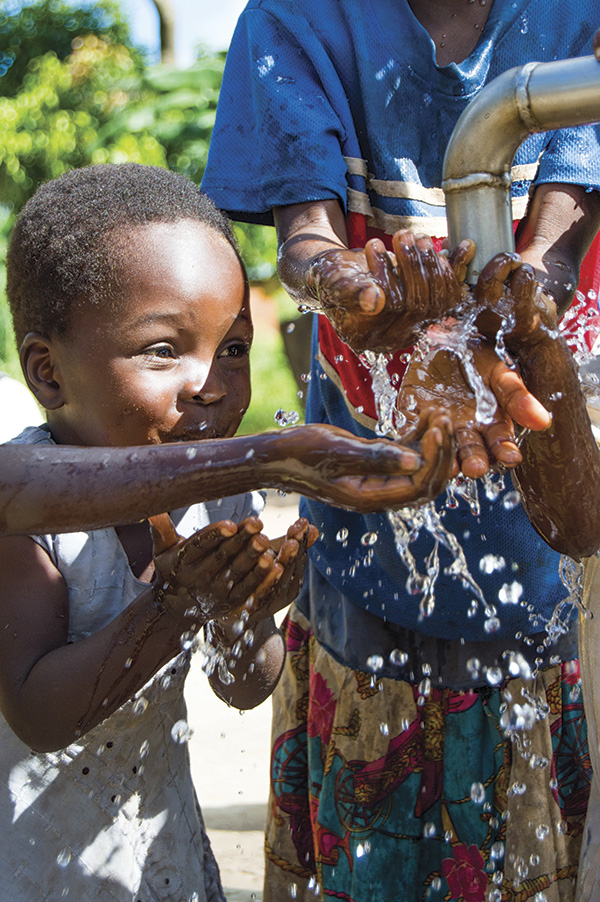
[442,54,600,283]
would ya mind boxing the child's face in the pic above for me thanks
[48,221,251,447]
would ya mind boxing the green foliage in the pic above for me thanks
[0,0,296,419]
[239,322,303,435]
[0,0,138,97]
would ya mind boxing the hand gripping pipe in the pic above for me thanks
[442,43,600,902]
[442,48,600,283]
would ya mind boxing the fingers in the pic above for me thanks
[149,512,182,556]
[489,360,551,431]
[474,252,522,305]
[309,246,386,315]
[454,418,521,479]
[391,230,461,318]
[415,408,455,498]
[362,239,391,314]
[447,239,476,284]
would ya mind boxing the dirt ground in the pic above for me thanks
[185,491,302,902]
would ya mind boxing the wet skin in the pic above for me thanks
[0,222,311,749]
[39,222,253,448]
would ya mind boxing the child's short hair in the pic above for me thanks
[7,163,242,347]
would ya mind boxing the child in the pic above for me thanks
[0,162,458,900]
[202,2,600,899]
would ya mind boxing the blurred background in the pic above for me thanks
[0,0,311,434]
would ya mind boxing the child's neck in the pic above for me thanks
[407,0,494,66]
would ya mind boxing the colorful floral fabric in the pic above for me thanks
[264,606,591,902]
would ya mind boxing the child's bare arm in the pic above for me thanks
[0,518,275,751]
[475,255,600,559]
[515,182,600,316]
[275,200,473,353]
[0,420,459,537]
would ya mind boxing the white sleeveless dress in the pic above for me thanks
[0,424,263,900]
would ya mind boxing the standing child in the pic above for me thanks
[0,163,459,900]
[202,1,600,899]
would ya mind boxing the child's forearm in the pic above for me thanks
[6,586,199,752]
[514,334,600,559]
[516,182,600,317]
[274,200,349,303]
[0,426,426,536]
[206,617,285,710]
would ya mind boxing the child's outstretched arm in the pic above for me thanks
[274,199,474,354]
[0,419,455,537]
[0,516,294,751]
[474,254,600,559]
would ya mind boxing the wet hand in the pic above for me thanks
[149,513,297,624]
[220,517,319,628]
[397,337,550,480]
[274,419,454,511]
[473,252,559,353]
[306,230,474,354]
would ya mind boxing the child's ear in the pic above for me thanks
[19,332,65,411]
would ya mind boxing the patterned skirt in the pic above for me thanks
[264,605,591,902]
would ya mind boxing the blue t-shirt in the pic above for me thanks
[202,0,600,643]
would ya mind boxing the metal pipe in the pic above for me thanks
[442,54,600,282]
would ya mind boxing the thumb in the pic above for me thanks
[149,512,182,556]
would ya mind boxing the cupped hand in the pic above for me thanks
[224,517,319,626]
[149,513,292,624]
[305,230,474,354]
[473,253,559,353]
[275,413,454,511]
[397,335,551,480]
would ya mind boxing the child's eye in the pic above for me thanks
[220,342,250,359]
[143,344,176,360]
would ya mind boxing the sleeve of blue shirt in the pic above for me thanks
[201,3,351,224]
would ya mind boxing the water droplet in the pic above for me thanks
[484,617,501,634]
[466,657,481,678]
[171,719,193,744]
[132,696,148,716]
[379,721,389,736]
[56,848,71,868]
[180,630,197,651]
[505,651,532,680]
[418,677,431,697]
[499,581,523,605]
[185,446,197,460]
[423,821,436,838]
[274,408,300,427]
[536,823,549,840]
[470,781,486,804]
[389,648,408,667]
[289,883,298,899]
[336,527,349,543]
[486,666,503,686]
[491,840,505,860]
[360,531,378,546]
[366,654,384,672]
[479,554,506,574]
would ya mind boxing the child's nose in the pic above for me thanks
[180,362,227,405]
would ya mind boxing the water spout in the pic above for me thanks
[443,50,600,283]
